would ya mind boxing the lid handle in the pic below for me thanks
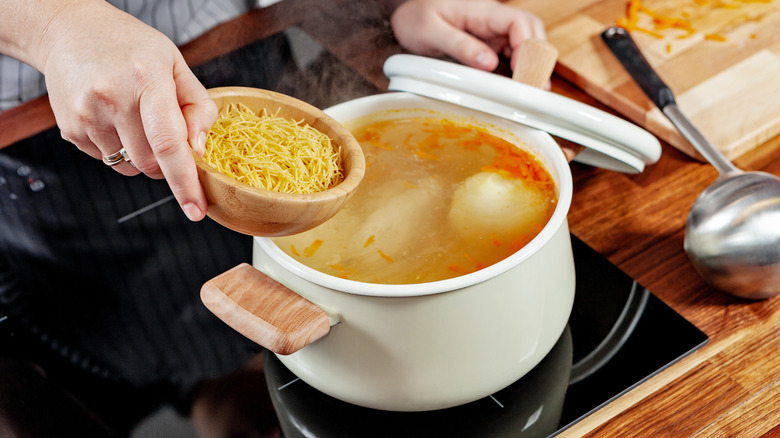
[512,38,558,88]
[512,39,585,162]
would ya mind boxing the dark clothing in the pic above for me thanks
[0,126,260,431]
[0,33,293,435]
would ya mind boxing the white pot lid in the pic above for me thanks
[383,54,661,174]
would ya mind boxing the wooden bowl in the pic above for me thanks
[195,87,365,236]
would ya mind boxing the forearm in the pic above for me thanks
[0,0,79,69]
[0,1,45,61]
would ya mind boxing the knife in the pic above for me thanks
[600,26,735,173]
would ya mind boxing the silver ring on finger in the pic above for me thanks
[102,148,135,168]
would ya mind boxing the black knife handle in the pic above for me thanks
[601,26,676,110]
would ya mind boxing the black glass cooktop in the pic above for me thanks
[263,235,709,437]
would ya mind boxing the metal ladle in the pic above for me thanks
[602,26,780,300]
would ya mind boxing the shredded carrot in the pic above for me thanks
[369,140,393,151]
[435,121,474,138]
[481,142,555,188]
[364,235,375,248]
[462,253,488,271]
[491,237,502,247]
[628,0,641,21]
[652,14,694,32]
[290,245,300,257]
[378,250,395,263]
[632,25,665,38]
[414,150,440,160]
[615,0,771,43]
[304,240,323,257]
[328,264,346,271]
[418,134,441,151]
[618,0,687,38]
[448,264,468,274]
[704,33,728,41]
[508,241,526,253]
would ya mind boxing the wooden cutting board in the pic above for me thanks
[507,0,780,161]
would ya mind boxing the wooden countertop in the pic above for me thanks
[2,1,778,436]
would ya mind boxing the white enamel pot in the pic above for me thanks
[202,92,576,412]
[201,45,660,412]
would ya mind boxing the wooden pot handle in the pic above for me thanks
[201,263,331,355]
[512,38,585,162]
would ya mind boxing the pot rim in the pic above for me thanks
[253,94,574,298]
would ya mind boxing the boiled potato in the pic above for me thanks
[449,171,549,243]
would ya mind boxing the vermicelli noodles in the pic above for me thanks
[204,103,343,194]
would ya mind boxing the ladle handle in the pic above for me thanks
[512,39,585,162]
[601,26,737,175]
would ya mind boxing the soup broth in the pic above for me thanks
[272,117,558,284]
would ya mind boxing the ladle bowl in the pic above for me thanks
[603,27,780,300]
[194,87,365,236]
[685,171,780,299]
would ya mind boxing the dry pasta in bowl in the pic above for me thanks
[194,87,365,237]
[205,103,344,194]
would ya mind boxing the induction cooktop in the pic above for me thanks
[262,235,709,438]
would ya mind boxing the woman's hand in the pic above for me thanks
[390,0,546,72]
[38,0,215,221]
